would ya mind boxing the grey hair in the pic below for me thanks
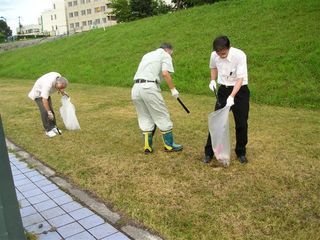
[56,76,69,87]
[160,43,173,50]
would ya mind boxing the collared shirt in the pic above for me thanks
[134,48,174,84]
[209,47,248,86]
[28,72,61,100]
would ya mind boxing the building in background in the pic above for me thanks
[16,24,42,36]
[40,0,116,36]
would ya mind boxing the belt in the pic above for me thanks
[135,79,157,83]
[220,84,234,88]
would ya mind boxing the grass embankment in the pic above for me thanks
[1,79,319,239]
[0,0,319,109]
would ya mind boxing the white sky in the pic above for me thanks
[0,0,52,34]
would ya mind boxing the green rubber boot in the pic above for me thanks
[162,131,183,152]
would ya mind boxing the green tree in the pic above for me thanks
[111,0,132,22]
[131,0,154,20]
[0,20,12,42]
[172,0,221,9]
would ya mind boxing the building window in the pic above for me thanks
[73,1,78,6]
[54,14,57,20]
[51,15,53,20]
[101,6,106,12]
[106,3,111,8]
[95,7,100,13]
[86,0,91,3]
[52,26,54,31]
[74,11,79,17]
[82,21,87,26]
[108,15,116,21]
[70,23,74,28]
[81,10,86,15]
[80,0,85,3]
[87,9,92,14]
[68,1,72,7]
[102,18,106,23]
[56,25,58,30]
[75,22,80,28]
[69,12,74,17]
[95,19,100,24]
[53,4,56,9]
[88,20,92,25]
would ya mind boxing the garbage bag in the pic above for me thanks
[208,106,231,166]
[59,96,81,130]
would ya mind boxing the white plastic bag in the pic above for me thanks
[208,106,231,166]
[59,96,81,130]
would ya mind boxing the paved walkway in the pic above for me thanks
[9,152,130,240]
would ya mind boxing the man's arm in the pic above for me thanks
[211,68,218,81]
[42,98,51,112]
[162,70,175,89]
[230,78,243,97]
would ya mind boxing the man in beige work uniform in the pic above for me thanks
[132,43,183,153]
[28,72,68,138]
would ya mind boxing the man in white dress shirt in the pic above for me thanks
[28,72,68,138]
[204,36,250,164]
[132,43,183,153]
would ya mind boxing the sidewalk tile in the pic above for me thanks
[12,169,22,176]
[61,201,82,213]
[42,184,59,192]
[22,212,45,227]
[46,189,66,199]
[17,182,38,193]
[22,188,43,198]
[34,199,58,212]
[25,170,40,178]
[25,220,52,234]
[38,231,63,240]
[53,194,73,205]
[28,193,50,205]
[41,206,66,220]
[102,232,131,240]
[88,223,118,239]
[20,205,37,218]
[16,190,25,201]
[65,231,96,240]
[34,179,53,187]
[57,222,85,238]
[69,207,94,221]
[48,213,75,228]
[13,173,27,181]
[30,174,47,182]
[19,198,31,208]
[78,214,104,229]
[14,178,32,187]
[14,161,28,170]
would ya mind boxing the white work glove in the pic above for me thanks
[170,88,179,99]
[47,111,54,120]
[209,80,217,92]
[226,96,234,107]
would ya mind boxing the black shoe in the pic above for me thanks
[238,155,248,164]
[203,155,212,163]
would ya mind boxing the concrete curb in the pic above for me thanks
[6,138,163,240]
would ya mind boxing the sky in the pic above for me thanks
[0,0,52,34]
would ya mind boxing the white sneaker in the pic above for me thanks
[45,130,57,138]
[52,127,62,134]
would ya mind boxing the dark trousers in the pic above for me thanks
[35,97,56,132]
[205,85,250,157]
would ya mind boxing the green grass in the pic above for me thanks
[1,78,319,239]
[0,0,319,109]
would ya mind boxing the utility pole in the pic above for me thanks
[18,16,22,34]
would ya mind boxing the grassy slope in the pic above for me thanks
[0,0,319,109]
[1,79,319,239]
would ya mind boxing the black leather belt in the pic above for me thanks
[135,79,156,83]
[220,84,234,88]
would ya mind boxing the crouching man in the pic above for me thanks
[28,72,68,138]
[132,43,183,153]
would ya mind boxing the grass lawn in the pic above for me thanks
[1,78,319,239]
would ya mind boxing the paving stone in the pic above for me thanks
[14,162,28,170]
[12,169,22,176]
[53,194,73,205]
[19,198,31,208]
[13,173,27,181]
[69,207,94,221]
[22,212,45,227]
[89,223,118,239]
[42,184,59,193]
[14,178,32,187]
[41,206,66,220]
[38,231,63,240]
[16,190,25,200]
[34,179,53,187]
[34,199,58,212]
[20,205,37,218]
[61,201,83,213]
[17,182,38,193]
[102,232,131,240]
[65,231,96,240]
[57,222,85,239]
[48,213,75,228]
[22,188,43,198]
[25,220,52,234]
[30,174,47,182]
[28,193,50,205]
[46,189,66,199]
[25,170,41,178]
[78,214,105,229]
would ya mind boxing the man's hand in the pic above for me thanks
[209,80,217,92]
[47,111,54,120]
[226,96,234,107]
[170,88,179,99]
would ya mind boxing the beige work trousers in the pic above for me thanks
[131,83,173,132]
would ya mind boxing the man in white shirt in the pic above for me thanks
[28,72,68,138]
[204,36,250,164]
[132,43,183,153]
